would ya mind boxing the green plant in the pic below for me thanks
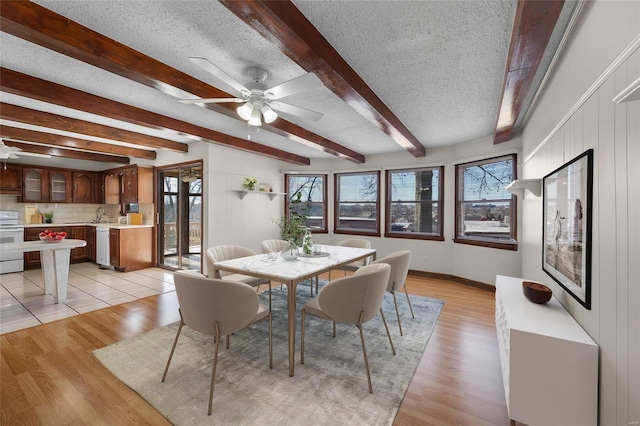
[272,192,308,245]
[44,211,54,221]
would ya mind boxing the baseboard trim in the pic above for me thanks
[409,270,495,293]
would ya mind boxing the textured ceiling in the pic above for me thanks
[0,0,577,169]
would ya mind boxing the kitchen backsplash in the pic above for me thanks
[0,195,155,225]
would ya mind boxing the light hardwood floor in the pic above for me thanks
[0,273,510,425]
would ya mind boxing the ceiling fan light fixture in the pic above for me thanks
[248,108,262,126]
[261,105,278,123]
[237,102,254,120]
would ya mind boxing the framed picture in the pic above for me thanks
[542,149,593,309]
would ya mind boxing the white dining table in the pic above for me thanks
[215,244,376,377]
[0,239,87,303]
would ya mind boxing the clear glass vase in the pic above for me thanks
[281,240,299,261]
[302,228,313,256]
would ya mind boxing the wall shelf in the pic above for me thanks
[506,179,542,198]
[234,190,286,201]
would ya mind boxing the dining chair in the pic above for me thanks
[206,244,272,307]
[300,263,395,393]
[260,239,288,254]
[162,270,272,415]
[327,238,372,281]
[371,250,413,336]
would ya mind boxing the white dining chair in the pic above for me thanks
[162,270,272,415]
[371,250,413,335]
[300,263,395,393]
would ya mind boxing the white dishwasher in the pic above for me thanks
[96,227,110,267]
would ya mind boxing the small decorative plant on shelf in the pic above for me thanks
[242,177,258,191]
[44,211,54,224]
[273,192,308,246]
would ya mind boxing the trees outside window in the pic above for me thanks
[285,174,327,232]
[386,166,444,240]
[454,154,517,250]
[334,171,380,236]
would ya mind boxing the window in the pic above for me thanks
[285,174,327,232]
[455,154,517,250]
[334,171,380,236]
[385,166,444,240]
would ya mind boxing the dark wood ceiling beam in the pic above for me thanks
[0,102,188,152]
[0,1,362,163]
[0,70,309,166]
[494,0,565,144]
[219,0,425,158]
[2,140,131,164]
[0,125,152,160]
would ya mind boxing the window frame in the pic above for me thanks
[454,154,517,250]
[284,174,328,234]
[334,171,381,237]
[384,166,445,241]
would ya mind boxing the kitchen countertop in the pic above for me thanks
[23,222,154,229]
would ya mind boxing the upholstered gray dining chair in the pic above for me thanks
[371,250,413,336]
[328,238,372,280]
[162,270,272,415]
[300,263,395,393]
[206,244,271,306]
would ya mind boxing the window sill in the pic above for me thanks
[453,237,518,251]
[334,229,381,237]
[384,233,444,241]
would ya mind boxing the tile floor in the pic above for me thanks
[0,263,177,335]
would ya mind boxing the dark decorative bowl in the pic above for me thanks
[522,281,552,304]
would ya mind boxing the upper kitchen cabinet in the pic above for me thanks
[50,170,72,203]
[72,171,100,203]
[22,167,50,203]
[0,164,22,195]
[105,165,153,205]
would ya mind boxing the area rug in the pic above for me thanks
[93,280,443,425]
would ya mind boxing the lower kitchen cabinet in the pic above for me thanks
[24,226,92,269]
[109,227,152,272]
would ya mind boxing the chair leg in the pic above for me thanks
[315,276,319,293]
[268,311,273,369]
[392,291,403,336]
[357,312,373,393]
[268,281,272,311]
[226,334,230,349]
[403,286,415,318]
[379,308,396,355]
[332,320,336,337]
[208,322,221,415]
[300,309,306,364]
[161,311,184,382]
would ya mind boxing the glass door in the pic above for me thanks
[157,163,202,271]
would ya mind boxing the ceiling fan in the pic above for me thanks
[0,140,23,160]
[180,57,325,126]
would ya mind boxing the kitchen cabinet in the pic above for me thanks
[50,170,72,202]
[105,165,153,205]
[24,226,92,269]
[22,167,49,203]
[0,164,22,194]
[109,227,152,272]
[88,226,96,262]
[72,171,98,203]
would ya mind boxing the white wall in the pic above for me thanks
[285,134,523,285]
[521,1,639,424]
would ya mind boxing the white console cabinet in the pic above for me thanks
[495,275,598,426]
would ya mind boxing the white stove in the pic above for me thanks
[0,210,25,273]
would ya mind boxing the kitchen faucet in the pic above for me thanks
[96,207,106,223]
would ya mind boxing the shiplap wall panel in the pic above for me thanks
[626,48,640,425]
[525,50,640,424]
[614,63,630,424]
[598,74,618,425]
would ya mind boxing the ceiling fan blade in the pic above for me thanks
[188,57,251,97]
[178,97,244,104]
[265,73,323,100]
[269,101,324,122]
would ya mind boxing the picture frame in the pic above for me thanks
[542,149,593,309]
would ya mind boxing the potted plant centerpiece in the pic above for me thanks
[273,192,308,259]
[44,211,54,224]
